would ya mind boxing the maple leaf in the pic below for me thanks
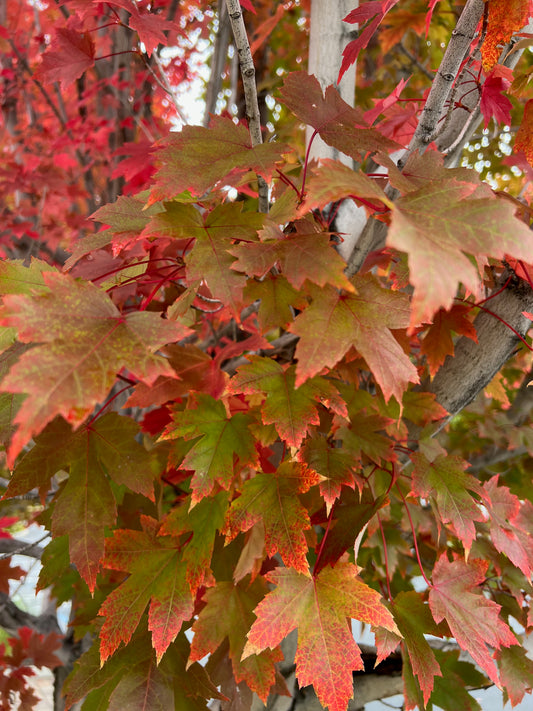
[8,627,63,670]
[88,195,162,256]
[0,271,189,463]
[0,258,55,296]
[423,648,486,711]
[229,357,344,448]
[290,276,418,403]
[401,391,448,427]
[481,0,529,70]
[312,488,387,575]
[240,0,256,12]
[37,27,95,87]
[128,9,178,56]
[8,414,155,592]
[339,407,395,464]
[420,304,478,376]
[223,462,319,573]
[100,523,194,663]
[150,116,290,202]
[480,66,513,128]
[162,394,258,503]
[0,558,25,595]
[230,219,354,293]
[428,555,517,685]
[279,72,399,160]
[411,452,484,551]
[301,159,390,211]
[243,564,399,711]
[190,579,282,702]
[298,437,358,513]
[388,178,533,326]
[244,275,307,332]
[364,77,409,126]
[481,476,533,577]
[146,201,263,315]
[339,1,401,81]
[160,491,228,590]
[127,343,227,408]
[66,627,221,710]
[391,591,442,704]
[496,645,533,707]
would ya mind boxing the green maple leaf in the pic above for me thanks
[148,201,264,314]
[0,271,189,463]
[244,563,399,711]
[244,274,308,331]
[391,591,442,705]
[223,462,320,573]
[150,115,290,201]
[65,629,220,711]
[279,72,399,160]
[298,437,359,513]
[190,579,282,702]
[92,195,158,236]
[8,414,155,592]
[100,522,194,663]
[429,555,517,686]
[339,409,395,464]
[290,276,419,403]
[497,644,533,707]
[230,222,354,292]
[411,452,484,551]
[160,491,228,590]
[0,258,55,296]
[229,357,344,448]
[388,179,533,325]
[430,649,486,711]
[162,394,258,503]
[313,488,387,575]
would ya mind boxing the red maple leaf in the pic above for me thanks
[289,277,419,403]
[229,357,345,448]
[411,452,485,551]
[240,0,256,13]
[244,564,399,711]
[481,476,533,577]
[480,66,514,128]
[223,462,320,573]
[339,1,401,81]
[429,555,517,685]
[36,27,95,87]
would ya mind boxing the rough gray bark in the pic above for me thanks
[428,271,533,416]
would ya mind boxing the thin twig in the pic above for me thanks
[398,40,434,80]
[225,0,269,213]
[403,0,484,161]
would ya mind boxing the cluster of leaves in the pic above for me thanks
[1,1,533,710]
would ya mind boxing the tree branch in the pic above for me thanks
[225,0,268,213]
[428,272,533,415]
[0,536,46,561]
[404,0,484,160]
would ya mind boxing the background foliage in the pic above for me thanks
[1,1,533,710]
